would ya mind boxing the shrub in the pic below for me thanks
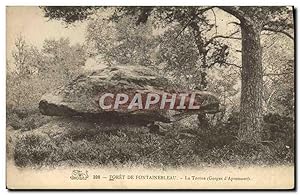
[14,133,55,167]
[7,108,51,131]
[12,112,294,168]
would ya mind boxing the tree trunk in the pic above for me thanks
[189,11,208,90]
[239,22,264,143]
[189,18,210,132]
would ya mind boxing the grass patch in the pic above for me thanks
[12,114,294,168]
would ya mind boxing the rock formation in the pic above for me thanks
[39,65,221,124]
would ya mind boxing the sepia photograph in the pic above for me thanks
[6,6,295,190]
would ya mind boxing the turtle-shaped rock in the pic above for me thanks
[39,66,221,124]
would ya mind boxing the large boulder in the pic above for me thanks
[39,66,220,124]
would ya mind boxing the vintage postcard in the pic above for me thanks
[6,6,295,190]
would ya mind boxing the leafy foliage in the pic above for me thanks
[42,6,99,24]
[86,16,157,66]
[7,36,86,131]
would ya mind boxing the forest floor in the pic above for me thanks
[7,112,294,168]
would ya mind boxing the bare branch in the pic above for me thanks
[262,27,294,40]
[223,62,242,69]
[264,72,294,76]
[214,60,242,69]
[174,18,193,40]
[205,30,241,47]
[211,9,218,35]
[228,21,240,26]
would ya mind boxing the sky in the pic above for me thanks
[6,6,241,69]
[6,6,86,59]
